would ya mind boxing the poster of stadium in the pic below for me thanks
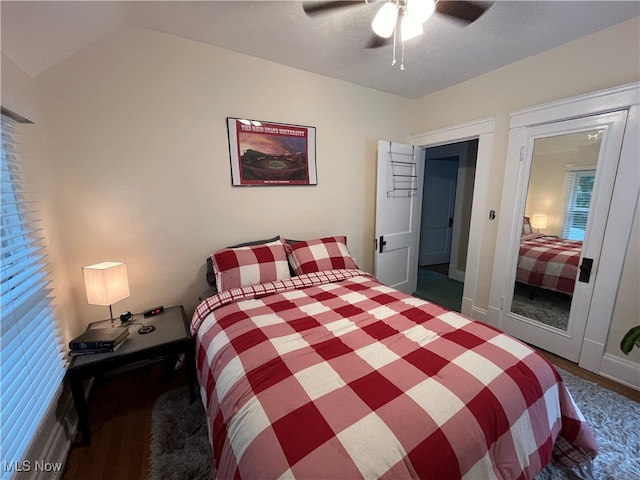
[227,117,317,186]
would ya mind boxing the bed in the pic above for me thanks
[191,236,597,479]
[516,218,583,296]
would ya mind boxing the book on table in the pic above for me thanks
[68,339,127,357]
[69,326,129,350]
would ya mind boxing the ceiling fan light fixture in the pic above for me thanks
[372,2,398,39]
[401,13,423,41]
[407,0,435,24]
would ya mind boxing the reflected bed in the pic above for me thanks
[516,233,582,296]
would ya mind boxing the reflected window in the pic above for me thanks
[563,169,595,241]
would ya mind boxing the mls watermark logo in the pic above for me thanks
[3,461,64,473]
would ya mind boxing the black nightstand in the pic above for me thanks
[66,305,197,445]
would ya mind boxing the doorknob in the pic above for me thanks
[579,257,594,283]
[379,236,387,253]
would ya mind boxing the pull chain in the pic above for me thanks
[391,25,397,66]
[400,39,405,71]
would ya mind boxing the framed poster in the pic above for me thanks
[227,117,317,186]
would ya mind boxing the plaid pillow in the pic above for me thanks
[212,239,290,291]
[206,236,280,286]
[286,236,358,275]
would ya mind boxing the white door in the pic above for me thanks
[374,141,424,294]
[419,159,458,266]
[496,110,628,361]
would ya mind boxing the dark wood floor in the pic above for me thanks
[536,348,640,403]
[61,350,639,480]
[62,360,188,480]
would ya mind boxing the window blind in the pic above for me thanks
[562,169,596,241]
[0,114,65,477]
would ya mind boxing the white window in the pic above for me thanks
[1,114,65,477]
[562,169,595,241]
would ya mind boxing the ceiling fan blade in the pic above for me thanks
[303,1,364,16]
[365,34,391,49]
[435,1,489,24]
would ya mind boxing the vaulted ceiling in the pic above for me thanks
[2,1,639,98]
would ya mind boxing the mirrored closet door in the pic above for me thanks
[510,129,603,331]
[493,109,628,362]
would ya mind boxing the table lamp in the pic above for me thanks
[83,262,130,327]
[531,214,547,233]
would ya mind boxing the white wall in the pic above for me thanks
[34,25,412,336]
[605,200,640,362]
[412,17,640,325]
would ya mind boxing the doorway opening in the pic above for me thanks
[375,118,494,317]
[414,139,478,312]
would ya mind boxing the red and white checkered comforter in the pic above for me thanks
[191,270,597,480]
[516,234,583,296]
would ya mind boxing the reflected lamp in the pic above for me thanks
[531,214,547,233]
[83,262,130,327]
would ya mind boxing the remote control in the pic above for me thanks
[143,305,164,317]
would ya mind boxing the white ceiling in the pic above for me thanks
[2,1,639,98]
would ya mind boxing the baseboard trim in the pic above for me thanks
[16,377,93,479]
[599,353,640,392]
[449,268,465,283]
[470,305,488,323]
[30,419,71,480]
[16,385,73,479]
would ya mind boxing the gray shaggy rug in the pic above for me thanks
[535,368,639,480]
[149,387,213,480]
[511,283,571,331]
[149,368,639,480]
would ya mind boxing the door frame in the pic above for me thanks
[411,117,495,319]
[487,82,639,379]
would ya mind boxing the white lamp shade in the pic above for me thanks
[531,214,548,230]
[372,2,398,38]
[83,262,130,306]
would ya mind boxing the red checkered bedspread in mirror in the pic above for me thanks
[191,270,597,479]
[516,234,583,296]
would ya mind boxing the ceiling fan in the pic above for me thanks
[303,0,491,70]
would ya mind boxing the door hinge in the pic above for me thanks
[500,296,504,310]
[519,146,525,162]
[374,238,378,251]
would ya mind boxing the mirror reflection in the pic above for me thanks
[511,129,603,330]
